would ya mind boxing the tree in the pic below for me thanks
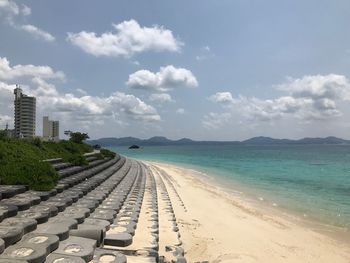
[64,130,72,137]
[0,130,8,141]
[69,132,89,144]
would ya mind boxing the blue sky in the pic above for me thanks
[1,0,350,140]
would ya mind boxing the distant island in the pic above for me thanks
[87,136,350,147]
[129,144,140,149]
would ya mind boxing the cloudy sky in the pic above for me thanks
[1,0,350,140]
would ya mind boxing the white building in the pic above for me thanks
[14,86,36,138]
[43,116,59,141]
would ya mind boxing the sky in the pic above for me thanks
[1,0,350,140]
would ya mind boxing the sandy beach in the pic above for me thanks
[146,161,350,263]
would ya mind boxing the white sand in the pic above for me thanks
[146,161,350,263]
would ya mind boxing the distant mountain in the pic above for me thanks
[242,136,293,145]
[145,136,172,144]
[87,136,350,147]
[243,136,350,145]
[176,138,195,144]
[296,136,350,145]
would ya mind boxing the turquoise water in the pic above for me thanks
[110,145,350,228]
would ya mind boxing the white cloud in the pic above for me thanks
[209,92,235,104]
[1,84,160,125]
[76,88,87,96]
[203,46,210,52]
[176,108,185,114]
[202,112,231,129]
[0,1,30,17]
[21,4,31,16]
[0,81,15,94]
[0,57,161,135]
[26,80,159,122]
[149,93,174,103]
[0,0,19,17]
[0,80,161,126]
[127,65,198,92]
[0,1,55,42]
[0,82,15,129]
[0,57,65,81]
[20,24,55,42]
[108,92,161,122]
[67,19,183,58]
[196,45,214,61]
[278,74,350,100]
[31,77,59,97]
[0,114,12,127]
[205,74,350,129]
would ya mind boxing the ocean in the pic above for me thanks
[109,144,350,229]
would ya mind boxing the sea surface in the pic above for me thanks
[109,144,350,228]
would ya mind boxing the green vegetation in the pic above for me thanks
[65,154,88,166]
[0,131,118,191]
[69,132,90,144]
[94,153,105,160]
[45,140,92,162]
[0,138,93,191]
[0,130,8,141]
[100,148,116,158]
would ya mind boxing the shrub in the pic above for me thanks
[100,149,116,158]
[31,137,43,147]
[65,154,88,166]
[57,140,92,155]
[0,145,58,191]
[0,130,8,141]
[94,153,105,160]
[0,139,94,190]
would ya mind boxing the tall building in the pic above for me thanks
[43,116,59,141]
[14,85,36,138]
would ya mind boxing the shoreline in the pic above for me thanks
[144,160,350,262]
[135,157,349,237]
[176,162,350,244]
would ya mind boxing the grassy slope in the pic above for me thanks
[0,139,93,191]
